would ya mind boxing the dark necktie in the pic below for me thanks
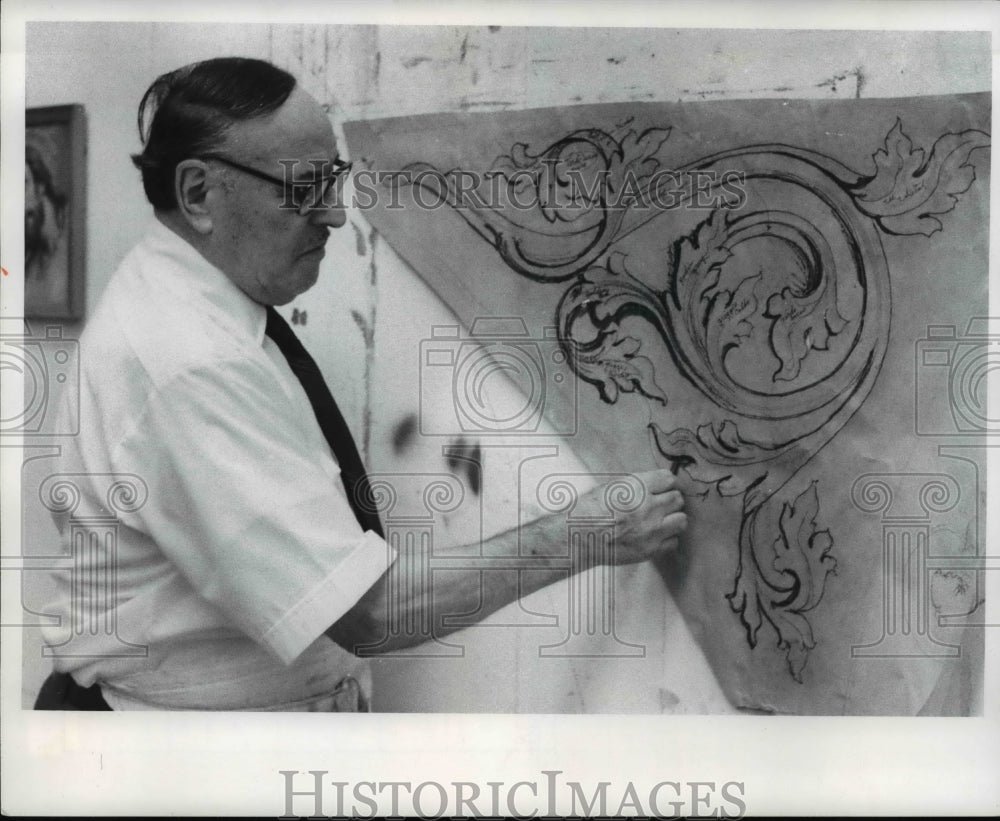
[264,307,384,538]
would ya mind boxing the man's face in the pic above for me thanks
[206,87,347,306]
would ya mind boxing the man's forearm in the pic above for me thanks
[326,512,577,655]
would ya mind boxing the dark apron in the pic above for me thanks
[33,671,367,711]
[34,672,113,710]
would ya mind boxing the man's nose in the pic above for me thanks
[310,201,347,229]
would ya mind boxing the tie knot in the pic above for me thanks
[265,307,314,370]
[264,306,290,342]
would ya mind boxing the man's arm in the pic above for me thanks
[326,468,686,655]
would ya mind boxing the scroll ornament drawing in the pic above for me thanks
[398,120,989,681]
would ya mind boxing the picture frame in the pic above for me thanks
[25,104,86,319]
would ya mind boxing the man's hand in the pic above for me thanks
[566,468,687,565]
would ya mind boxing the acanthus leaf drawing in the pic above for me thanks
[401,117,988,680]
[851,120,990,236]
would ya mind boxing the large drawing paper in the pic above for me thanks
[346,93,990,714]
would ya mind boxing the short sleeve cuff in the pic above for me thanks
[262,530,395,664]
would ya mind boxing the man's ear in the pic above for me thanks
[174,159,216,234]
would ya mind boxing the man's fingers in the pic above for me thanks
[653,515,686,557]
[661,511,687,537]
[654,489,684,515]
[658,534,681,553]
[635,468,678,495]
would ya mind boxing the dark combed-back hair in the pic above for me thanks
[131,57,296,211]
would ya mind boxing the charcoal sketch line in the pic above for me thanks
[401,119,989,680]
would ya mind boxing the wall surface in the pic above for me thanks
[20,23,990,710]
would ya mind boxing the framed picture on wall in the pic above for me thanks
[25,104,86,319]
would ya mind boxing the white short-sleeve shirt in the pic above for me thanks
[41,219,394,710]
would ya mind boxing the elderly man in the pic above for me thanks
[34,57,687,711]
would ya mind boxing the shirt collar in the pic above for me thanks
[142,218,268,346]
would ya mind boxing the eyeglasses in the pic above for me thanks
[199,153,353,215]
